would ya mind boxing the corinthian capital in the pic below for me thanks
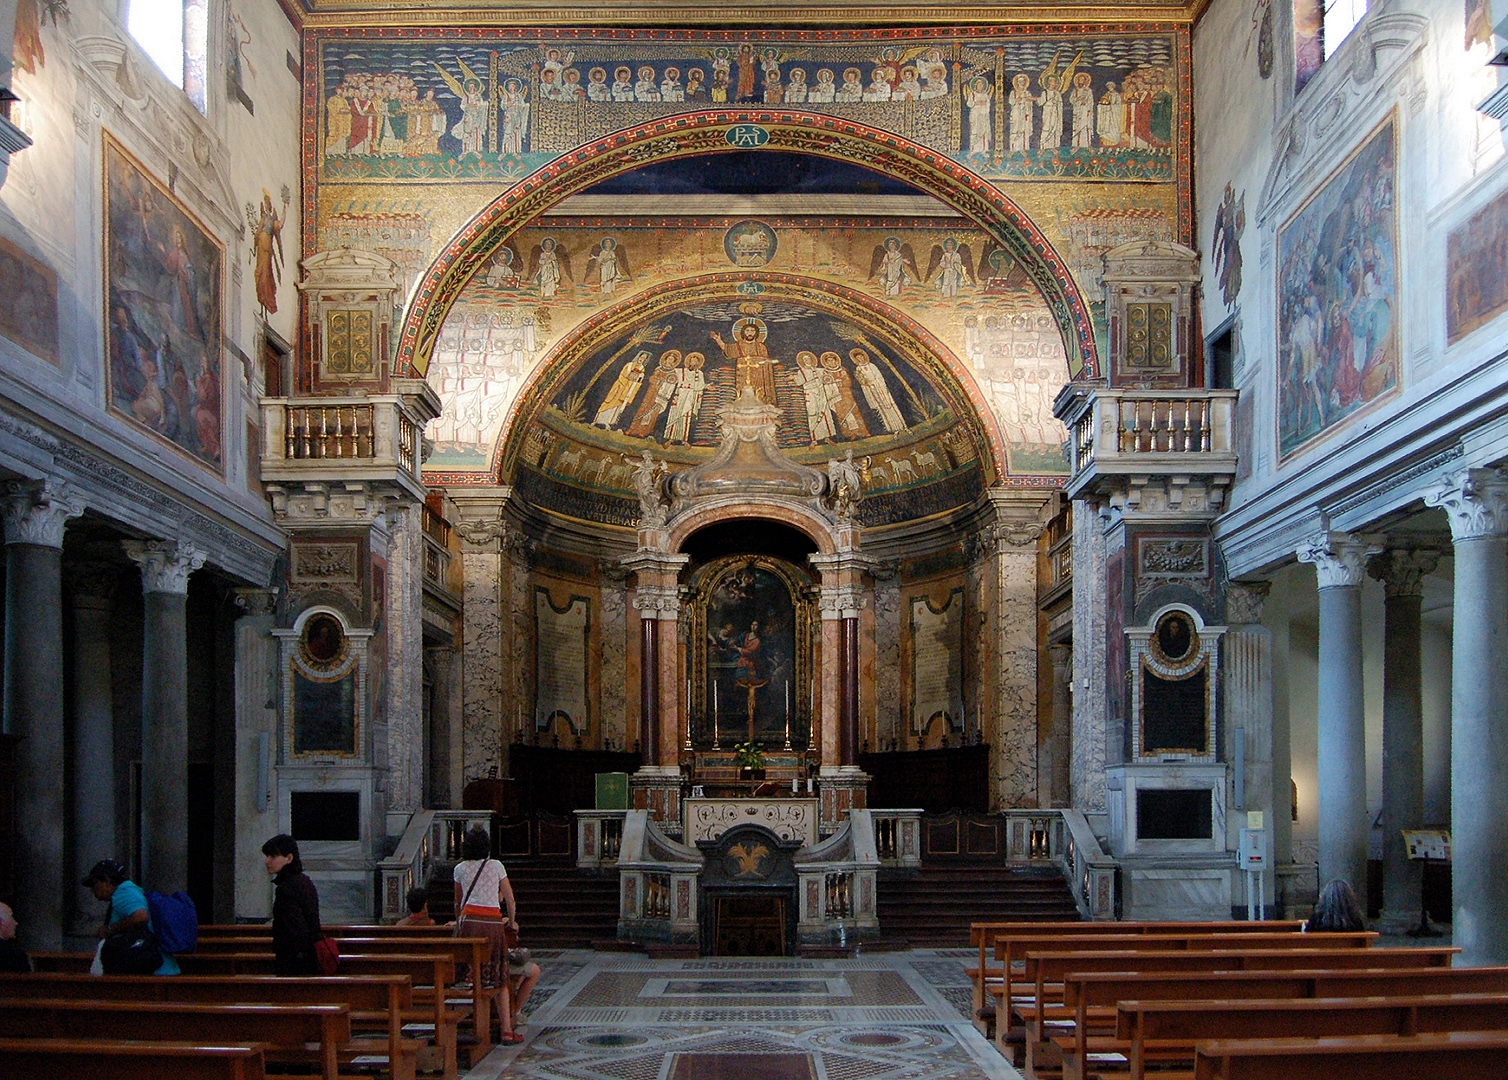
[1,478,85,548]
[1367,548,1442,599]
[1424,468,1508,542]
[122,539,207,595]
[1296,531,1380,589]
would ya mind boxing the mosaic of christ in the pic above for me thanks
[549,302,946,454]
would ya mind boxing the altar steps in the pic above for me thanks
[877,864,1080,947]
[426,860,622,950]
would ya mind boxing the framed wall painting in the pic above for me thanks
[103,131,225,472]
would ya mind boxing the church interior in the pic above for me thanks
[3,0,1508,1074]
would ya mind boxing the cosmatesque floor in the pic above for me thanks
[463,949,1023,1080]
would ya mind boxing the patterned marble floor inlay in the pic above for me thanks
[462,949,1024,1080]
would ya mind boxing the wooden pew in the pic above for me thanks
[1120,993,1508,1080]
[0,999,348,1080]
[187,934,499,1055]
[987,930,1374,1056]
[0,972,418,1080]
[967,921,1305,1036]
[1193,1031,1508,1080]
[199,923,456,937]
[173,952,461,1080]
[1054,967,1508,1080]
[0,1039,266,1080]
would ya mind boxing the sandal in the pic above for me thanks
[499,1032,525,1045]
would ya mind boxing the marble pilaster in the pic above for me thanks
[1046,644,1072,808]
[624,549,689,771]
[231,588,278,921]
[1070,499,1108,813]
[873,578,901,751]
[984,492,1046,808]
[122,538,207,895]
[1296,531,1379,902]
[2,478,84,950]
[1367,549,1439,934]
[508,532,534,770]
[1224,581,1274,915]
[454,511,506,783]
[600,574,629,751]
[1425,468,1508,964]
[381,501,425,817]
[68,564,118,935]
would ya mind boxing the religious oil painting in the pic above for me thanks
[697,557,807,750]
[0,234,58,365]
[315,29,1184,185]
[1446,184,1508,344]
[104,133,225,471]
[1276,117,1397,461]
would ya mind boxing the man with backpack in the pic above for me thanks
[82,859,193,975]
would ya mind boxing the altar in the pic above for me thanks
[684,797,820,847]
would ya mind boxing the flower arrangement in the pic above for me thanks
[733,740,766,770]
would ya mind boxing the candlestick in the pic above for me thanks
[783,678,792,750]
[792,777,798,794]
[712,679,720,749]
[684,677,693,751]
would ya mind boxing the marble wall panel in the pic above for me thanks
[993,544,1040,808]
[601,579,628,750]
[384,504,425,815]
[873,580,902,751]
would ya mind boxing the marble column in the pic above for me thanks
[2,479,84,950]
[1426,468,1508,964]
[231,588,278,921]
[841,615,859,766]
[1368,549,1440,933]
[1069,499,1108,813]
[1296,531,1379,902]
[123,539,206,895]
[68,564,118,934]
[639,612,658,760]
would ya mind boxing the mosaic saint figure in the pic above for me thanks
[686,68,706,100]
[850,349,905,433]
[527,238,571,300]
[663,352,706,443]
[626,350,682,437]
[791,350,836,444]
[1070,71,1095,149]
[593,351,648,428]
[611,66,635,102]
[325,86,352,156]
[836,67,864,103]
[347,82,379,155]
[1038,73,1065,149]
[863,68,893,102]
[500,78,529,155]
[893,67,923,101]
[711,316,778,405]
[635,65,661,102]
[926,237,974,299]
[433,59,489,154]
[587,237,628,296]
[785,67,808,103]
[916,47,948,97]
[868,237,920,297]
[561,68,586,101]
[1097,81,1126,146]
[822,351,869,439]
[809,68,837,103]
[587,67,611,102]
[407,90,445,156]
[734,41,759,101]
[247,188,287,316]
[661,66,685,102]
[1007,74,1033,153]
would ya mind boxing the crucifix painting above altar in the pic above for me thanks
[690,555,813,750]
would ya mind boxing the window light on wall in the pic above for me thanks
[1322,0,1368,60]
[126,0,208,113]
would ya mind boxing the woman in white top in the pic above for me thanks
[453,826,535,1042]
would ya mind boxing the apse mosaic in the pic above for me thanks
[488,294,994,528]
[311,28,1187,186]
[423,218,1076,484]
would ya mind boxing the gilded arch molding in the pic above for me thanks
[492,271,1009,487]
[395,112,1100,383]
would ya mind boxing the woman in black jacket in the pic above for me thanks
[263,834,322,975]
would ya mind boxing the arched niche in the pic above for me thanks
[395,113,1099,383]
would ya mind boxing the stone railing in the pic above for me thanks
[615,810,702,944]
[1054,386,1238,503]
[260,379,439,498]
[1060,808,1118,921]
[795,809,880,947]
[869,808,922,868]
[1000,809,1067,863]
[575,809,628,870]
[377,808,495,922]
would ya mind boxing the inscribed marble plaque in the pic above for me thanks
[910,589,963,735]
[535,588,590,732]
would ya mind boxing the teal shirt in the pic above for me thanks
[110,879,181,975]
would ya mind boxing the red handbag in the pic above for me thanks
[313,934,340,975]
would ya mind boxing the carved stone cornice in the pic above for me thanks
[1296,531,1381,590]
[122,539,207,596]
[817,585,867,619]
[1424,468,1508,542]
[454,518,507,550]
[264,479,414,529]
[1,478,86,549]
[632,584,683,619]
[1367,549,1442,599]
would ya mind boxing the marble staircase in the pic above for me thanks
[427,860,622,949]
[876,863,1080,947]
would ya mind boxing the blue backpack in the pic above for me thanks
[147,890,199,954]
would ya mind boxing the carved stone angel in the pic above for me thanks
[629,449,669,527]
[827,449,863,521]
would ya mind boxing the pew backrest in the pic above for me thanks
[0,1038,266,1080]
